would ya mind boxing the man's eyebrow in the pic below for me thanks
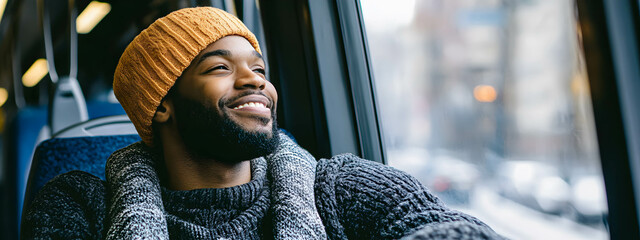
[195,49,231,66]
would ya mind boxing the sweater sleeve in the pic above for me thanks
[20,171,107,240]
[315,153,505,240]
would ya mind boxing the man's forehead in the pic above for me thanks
[197,36,259,58]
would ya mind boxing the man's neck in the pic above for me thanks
[161,142,252,190]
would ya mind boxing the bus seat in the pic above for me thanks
[10,103,128,232]
[87,100,126,119]
[24,135,140,205]
[49,77,89,134]
[6,106,47,235]
[21,115,140,217]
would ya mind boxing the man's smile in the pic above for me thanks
[226,94,273,119]
[233,102,267,110]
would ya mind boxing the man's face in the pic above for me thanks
[170,36,279,162]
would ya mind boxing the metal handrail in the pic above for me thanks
[39,0,88,135]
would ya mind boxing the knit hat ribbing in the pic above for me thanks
[113,7,261,146]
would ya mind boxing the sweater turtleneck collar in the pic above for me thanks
[160,157,268,211]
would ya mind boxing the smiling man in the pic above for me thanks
[155,35,280,191]
[21,7,504,240]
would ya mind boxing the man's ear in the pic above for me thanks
[153,99,173,124]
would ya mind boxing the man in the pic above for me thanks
[21,7,504,240]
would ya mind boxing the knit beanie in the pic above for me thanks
[113,7,261,146]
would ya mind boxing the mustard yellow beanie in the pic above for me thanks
[113,7,261,146]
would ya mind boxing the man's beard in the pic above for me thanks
[172,92,280,164]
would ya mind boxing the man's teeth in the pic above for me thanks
[233,102,267,110]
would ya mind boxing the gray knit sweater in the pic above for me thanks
[21,135,504,239]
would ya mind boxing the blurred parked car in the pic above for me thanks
[496,161,571,215]
[567,174,608,225]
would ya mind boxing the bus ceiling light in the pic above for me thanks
[22,58,49,87]
[474,85,497,103]
[0,88,7,107]
[76,1,111,34]
[0,0,7,25]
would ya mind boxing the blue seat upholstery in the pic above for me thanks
[9,102,127,233]
[23,134,141,208]
[86,101,127,119]
[4,106,47,238]
[8,107,47,216]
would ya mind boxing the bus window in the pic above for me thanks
[360,0,608,239]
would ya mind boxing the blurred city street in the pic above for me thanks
[455,186,608,240]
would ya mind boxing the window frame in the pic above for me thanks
[259,0,385,162]
[332,0,385,163]
[577,0,640,238]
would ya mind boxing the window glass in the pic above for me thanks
[360,0,608,239]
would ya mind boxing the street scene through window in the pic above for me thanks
[361,0,609,239]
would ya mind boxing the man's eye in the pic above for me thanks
[253,68,266,75]
[205,65,227,74]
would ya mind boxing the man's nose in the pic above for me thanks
[235,67,266,90]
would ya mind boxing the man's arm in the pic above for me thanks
[315,154,505,240]
[20,171,107,239]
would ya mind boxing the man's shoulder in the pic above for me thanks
[32,170,107,214]
[42,170,107,191]
[316,153,416,181]
[315,153,424,195]
[316,153,382,170]
[313,153,452,239]
[21,171,108,238]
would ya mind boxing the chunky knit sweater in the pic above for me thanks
[21,135,504,239]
